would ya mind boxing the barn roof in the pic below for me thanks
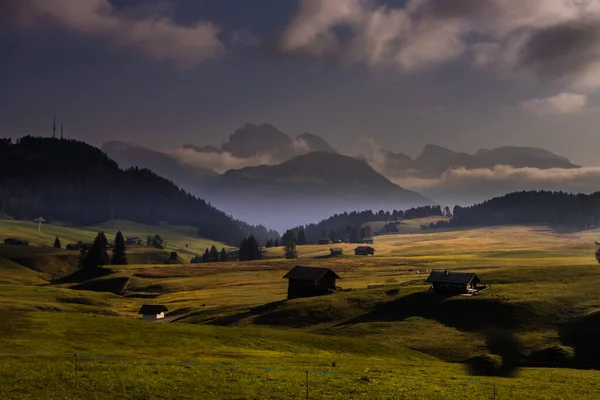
[138,304,168,314]
[354,246,375,251]
[426,271,480,284]
[283,266,341,281]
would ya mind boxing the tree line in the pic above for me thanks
[76,231,129,270]
[283,205,445,243]
[190,245,228,263]
[428,191,600,230]
[0,136,277,246]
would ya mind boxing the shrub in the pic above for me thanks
[467,355,500,376]
[528,346,573,366]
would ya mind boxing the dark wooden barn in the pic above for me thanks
[330,248,343,256]
[318,238,332,245]
[426,270,482,294]
[354,246,375,256]
[3,238,29,245]
[283,266,341,300]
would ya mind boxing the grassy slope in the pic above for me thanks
[3,221,600,398]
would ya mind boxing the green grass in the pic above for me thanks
[3,222,600,398]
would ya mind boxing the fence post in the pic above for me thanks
[74,353,78,391]
[305,370,309,400]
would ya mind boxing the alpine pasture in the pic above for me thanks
[2,218,600,399]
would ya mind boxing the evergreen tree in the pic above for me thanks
[146,235,152,247]
[220,247,227,262]
[361,224,373,239]
[297,228,307,245]
[274,238,279,247]
[53,236,61,249]
[111,231,128,265]
[98,231,109,249]
[210,245,219,262]
[202,248,210,262]
[329,229,336,242]
[239,238,249,261]
[349,225,360,243]
[284,239,297,259]
[265,239,273,248]
[151,234,164,249]
[239,236,261,261]
[81,232,109,269]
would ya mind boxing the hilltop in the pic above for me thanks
[0,136,274,245]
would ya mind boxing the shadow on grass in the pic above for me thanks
[206,300,287,326]
[339,291,526,332]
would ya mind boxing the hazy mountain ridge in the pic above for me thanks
[204,151,432,230]
[102,141,218,196]
[369,144,580,178]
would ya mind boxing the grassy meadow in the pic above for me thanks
[2,218,600,398]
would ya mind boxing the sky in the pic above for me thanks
[2,0,600,166]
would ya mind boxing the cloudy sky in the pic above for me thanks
[2,0,600,166]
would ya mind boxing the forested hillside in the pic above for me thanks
[286,206,444,243]
[0,136,277,245]
[433,191,600,230]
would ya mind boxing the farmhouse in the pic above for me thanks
[354,246,375,256]
[138,304,168,320]
[283,266,341,300]
[318,238,332,245]
[426,270,482,294]
[330,248,343,256]
[125,236,143,245]
[3,238,29,245]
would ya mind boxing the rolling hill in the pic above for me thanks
[204,151,432,230]
[0,136,274,245]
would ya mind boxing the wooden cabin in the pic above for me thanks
[283,266,341,300]
[426,270,481,294]
[138,304,168,320]
[3,238,29,246]
[330,248,343,256]
[125,236,143,245]
[318,238,332,245]
[354,246,375,256]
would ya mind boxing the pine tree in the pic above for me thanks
[202,248,210,262]
[220,247,227,262]
[81,232,109,269]
[111,231,128,265]
[285,239,297,259]
[53,236,61,249]
[274,238,279,247]
[247,235,261,260]
[297,228,307,245]
[151,234,164,249]
[210,245,219,262]
[329,229,336,242]
[239,238,248,261]
[146,235,152,247]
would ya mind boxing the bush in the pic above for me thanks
[467,355,500,376]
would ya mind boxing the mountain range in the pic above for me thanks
[101,122,583,229]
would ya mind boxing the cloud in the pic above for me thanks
[4,0,224,68]
[520,92,589,115]
[169,148,279,174]
[280,0,600,90]
[391,165,600,206]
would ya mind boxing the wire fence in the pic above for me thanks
[0,350,581,400]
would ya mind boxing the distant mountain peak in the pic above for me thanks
[296,132,337,154]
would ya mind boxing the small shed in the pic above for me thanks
[330,248,343,256]
[354,246,375,256]
[426,270,481,294]
[3,238,29,246]
[138,304,168,320]
[318,238,332,245]
[283,266,341,300]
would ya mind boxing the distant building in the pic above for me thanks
[3,238,29,246]
[330,248,343,256]
[125,236,143,245]
[66,243,79,250]
[426,270,482,294]
[283,266,341,300]
[138,304,168,320]
[318,238,332,245]
[354,246,375,256]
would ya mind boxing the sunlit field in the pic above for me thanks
[2,219,600,399]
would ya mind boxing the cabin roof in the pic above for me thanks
[426,271,480,284]
[138,304,168,314]
[283,266,341,281]
[354,246,375,251]
[330,248,343,252]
